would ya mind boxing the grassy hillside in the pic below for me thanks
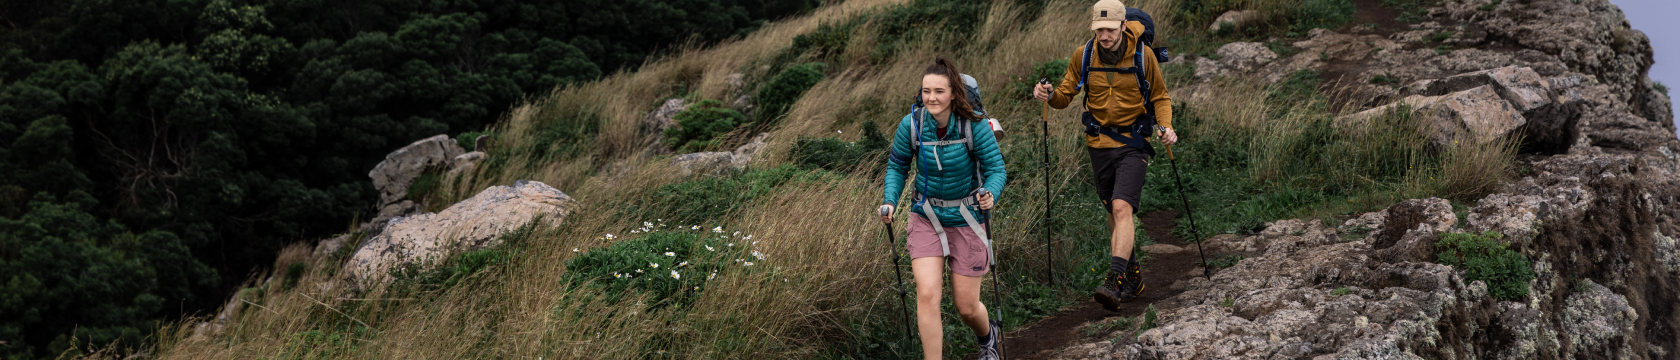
[142,0,1514,358]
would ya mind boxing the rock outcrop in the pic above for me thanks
[369,135,466,209]
[344,180,576,282]
[1059,0,1678,358]
[670,132,770,176]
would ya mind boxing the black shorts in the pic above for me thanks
[1088,146,1151,213]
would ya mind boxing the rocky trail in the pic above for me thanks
[972,211,1213,360]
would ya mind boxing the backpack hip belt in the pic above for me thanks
[917,192,994,266]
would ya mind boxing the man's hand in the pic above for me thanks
[1033,83,1053,102]
[977,192,995,210]
[879,204,894,224]
[1159,127,1179,146]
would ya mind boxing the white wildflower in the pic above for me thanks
[605,234,616,240]
[733,231,741,236]
[744,235,753,240]
[708,272,716,280]
[670,270,680,279]
[665,252,675,257]
[572,248,579,252]
[644,221,653,227]
[636,269,643,273]
[744,262,755,267]
[712,226,724,233]
[650,263,659,268]
[678,261,689,267]
[705,245,715,251]
[752,251,765,260]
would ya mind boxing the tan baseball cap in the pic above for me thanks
[1091,0,1127,31]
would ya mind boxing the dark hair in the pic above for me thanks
[923,57,979,121]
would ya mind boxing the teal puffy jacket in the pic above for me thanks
[882,110,1007,228]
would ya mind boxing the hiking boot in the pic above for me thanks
[976,319,1002,360]
[1093,269,1145,312]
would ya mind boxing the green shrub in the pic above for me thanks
[521,111,602,161]
[1202,254,1245,269]
[664,99,746,152]
[791,122,889,173]
[455,131,490,150]
[626,165,836,226]
[1655,81,1669,96]
[1330,287,1351,296]
[1011,58,1071,98]
[1477,0,1502,11]
[387,223,537,293]
[1369,73,1399,84]
[1428,31,1456,43]
[1436,231,1534,301]
[755,62,826,125]
[1292,0,1355,34]
[407,172,442,201]
[281,262,308,291]
[561,228,758,311]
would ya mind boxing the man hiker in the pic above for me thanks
[881,56,1008,359]
[1032,0,1177,312]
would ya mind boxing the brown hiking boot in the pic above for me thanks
[1093,268,1145,312]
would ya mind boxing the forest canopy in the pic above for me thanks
[0,0,821,357]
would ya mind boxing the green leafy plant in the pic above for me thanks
[1292,0,1356,34]
[1202,254,1245,269]
[1218,297,1234,307]
[561,227,759,311]
[1139,304,1159,331]
[625,165,836,226]
[664,99,746,153]
[1654,81,1669,96]
[754,62,827,125]
[1435,231,1534,301]
[455,131,490,150]
[1369,73,1399,84]
[407,172,442,202]
[1477,0,1502,11]
[1434,44,1452,55]
[1330,287,1352,296]
[1428,31,1456,43]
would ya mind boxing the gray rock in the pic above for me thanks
[345,180,576,283]
[368,135,467,208]
[445,151,486,176]
[1342,85,1528,149]
[313,233,353,259]
[1207,10,1262,33]
[473,134,491,152]
[1562,281,1638,355]
[671,133,770,176]
[645,98,687,135]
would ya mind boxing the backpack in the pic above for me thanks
[1077,7,1170,156]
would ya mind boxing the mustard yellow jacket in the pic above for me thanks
[1047,21,1174,149]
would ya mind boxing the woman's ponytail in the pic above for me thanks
[924,57,978,121]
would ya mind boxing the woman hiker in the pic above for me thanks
[1032,0,1178,312]
[880,57,1008,360]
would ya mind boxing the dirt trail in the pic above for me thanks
[971,210,1206,360]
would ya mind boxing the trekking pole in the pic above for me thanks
[1156,127,1210,278]
[1038,78,1054,286]
[879,205,916,339]
[977,193,1005,359]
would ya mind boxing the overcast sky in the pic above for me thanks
[1610,0,1678,137]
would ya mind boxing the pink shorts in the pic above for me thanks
[906,214,991,277]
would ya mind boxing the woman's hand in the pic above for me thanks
[879,204,895,224]
[977,192,995,210]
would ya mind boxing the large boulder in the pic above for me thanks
[368,135,466,210]
[1341,85,1527,149]
[645,98,687,135]
[1441,0,1654,108]
[1207,10,1262,33]
[344,180,576,282]
[1193,42,1276,79]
